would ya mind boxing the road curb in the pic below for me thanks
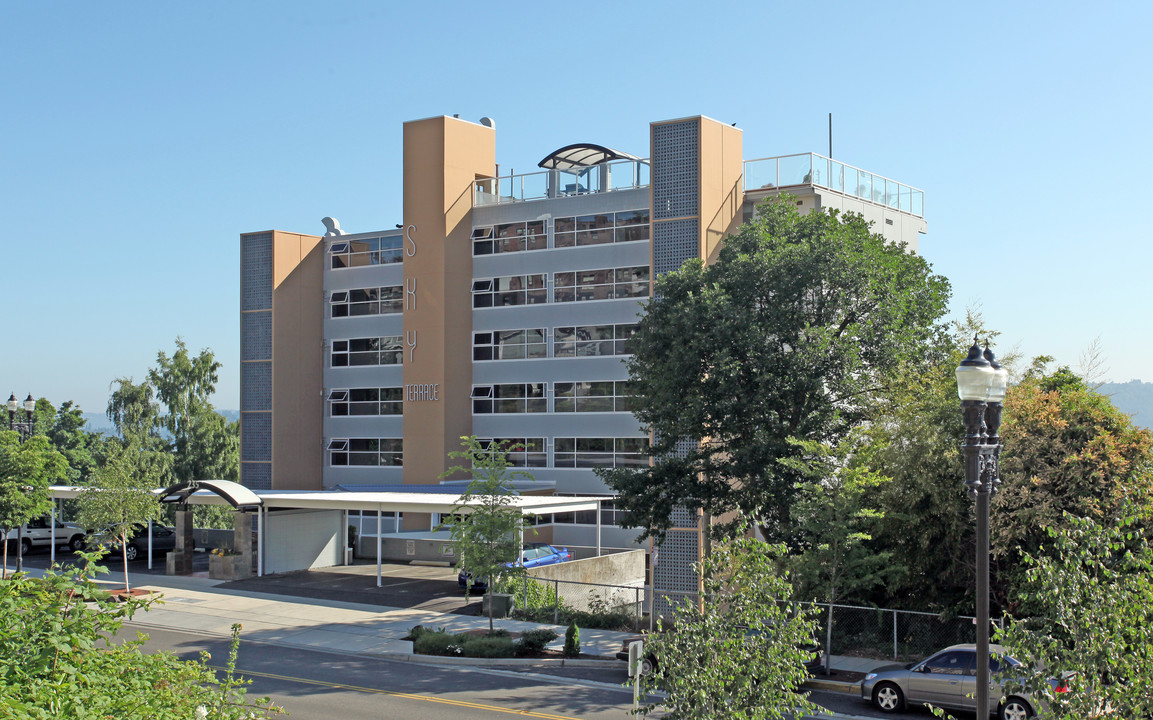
[376,652,621,668]
[803,677,861,695]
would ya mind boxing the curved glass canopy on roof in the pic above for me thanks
[538,143,640,171]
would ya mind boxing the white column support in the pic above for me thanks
[376,506,382,588]
[257,506,265,577]
[50,500,56,566]
[596,500,602,557]
[343,509,349,565]
[147,518,153,570]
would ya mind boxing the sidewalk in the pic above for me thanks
[9,561,891,685]
[17,564,634,662]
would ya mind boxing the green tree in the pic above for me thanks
[997,504,1153,719]
[601,197,951,543]
[783,435,892,671]
[0,559,280,718]
[636,534,819,719]
[441,436,531,632]
[76,438,166,592]
[106,376,163,445]
[149,338,232,482]
[856,312,1015,612]
[0,432,67,578]
[994,364,1153,608]
[46,400,99,484]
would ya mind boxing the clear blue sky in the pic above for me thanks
[2,1,1150,414]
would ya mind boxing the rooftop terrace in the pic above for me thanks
[473,152,924,219]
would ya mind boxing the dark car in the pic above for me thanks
[616,630,824,677]
[860,643,1070,719]
[457,542,572,591]
[104,524,177,561]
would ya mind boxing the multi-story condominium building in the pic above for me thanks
[239,113,926,590]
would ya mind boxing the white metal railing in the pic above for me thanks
[475,158,651,206]
[744,152,925,218]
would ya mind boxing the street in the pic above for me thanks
[126,625,961,720]
[127,624,641,719]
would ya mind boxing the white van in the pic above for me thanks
[4,517,87,555]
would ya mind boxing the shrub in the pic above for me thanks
[414,631,464,656]
[487,628,511,638]
[462,636,515,658]
[407,624,427,641]
[564,623,580,658]
[515,629,558,656]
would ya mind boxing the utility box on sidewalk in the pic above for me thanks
[482,593,513,619]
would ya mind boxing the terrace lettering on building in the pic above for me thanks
[406,383,440,402]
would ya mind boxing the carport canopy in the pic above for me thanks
[47,485,610,580]
[48,485,603,517]
[158,479,264,510]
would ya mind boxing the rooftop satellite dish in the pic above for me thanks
[321,217,347,237]
[479,117,495,128]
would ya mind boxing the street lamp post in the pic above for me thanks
[6,393,38,574]
[7,393,36,439]
[955,339,1008,719]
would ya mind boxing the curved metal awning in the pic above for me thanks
[538,143,640,171]
[158,479,264,510]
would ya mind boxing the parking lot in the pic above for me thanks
[12,545,479,615]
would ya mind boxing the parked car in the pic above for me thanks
[616,629,824,677]
[457,542,572,591]
[3,516,86,555]
[102,524,178,561]
[860,643,1070,719]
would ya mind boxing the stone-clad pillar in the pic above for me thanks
[166,509,195,575]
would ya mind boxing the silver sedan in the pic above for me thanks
[860,643,1047,719]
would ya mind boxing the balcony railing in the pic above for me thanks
[744,153,924,218]
[475,159,651,206]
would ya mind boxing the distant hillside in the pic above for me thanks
[1098,380,1152,430]
[80,410,239,436]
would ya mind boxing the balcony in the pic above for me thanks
[744,153,924,218]
[475,158,651,206]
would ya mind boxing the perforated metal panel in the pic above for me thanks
[670,506,701,529]
[241,362,271,411]
[654,529,701,593]
[653,218,699,276]
[241,312,272,361]
[240,462,271,490]
[652,121,699,220]
[241,232,273,311]
[240,412,271,462]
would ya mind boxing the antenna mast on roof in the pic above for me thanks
[828,113,833,158]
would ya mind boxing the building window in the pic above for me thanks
[553,323,638,357]
[553,266,649,303]
[329,388,403,416]
[477,438,547,468]
[554,209,650,248]
[328,438,403,466]
[331,337,403,367]
[330,236,403,269]
[472,221,547,255]
[472,275,548,308]
[553,381,639,413]
[553,437,650,468]
[330,286,403,318]
[473,329,547,360]
[471,384,547,414]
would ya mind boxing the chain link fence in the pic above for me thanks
[650,590,1000,662]
[495,576,1000,660]
[498,575,646,632]
[811,603,1003,661]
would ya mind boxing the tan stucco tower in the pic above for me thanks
[239,230,324,490]
[399,117,496,522]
